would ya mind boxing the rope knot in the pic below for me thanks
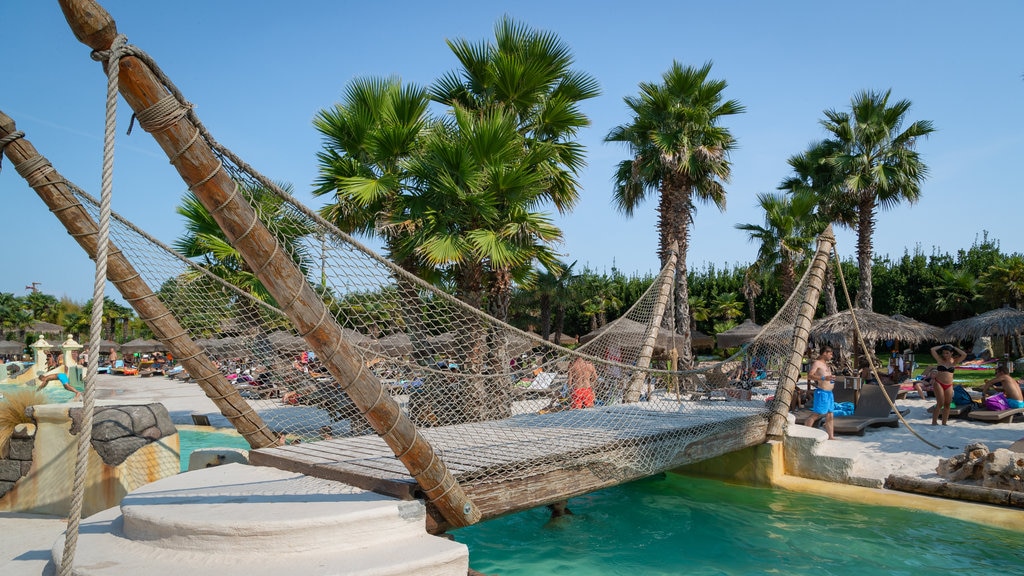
[90,34,129,63]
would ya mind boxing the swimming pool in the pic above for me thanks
[453,474,1024,575]
[176,426,251,472]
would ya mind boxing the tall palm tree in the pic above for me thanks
[605,61,743,369]
[431,15,600,215]
[735,191,818,300]
[313,76,432,275]
[394,105,564,320]
[819,89,935,310]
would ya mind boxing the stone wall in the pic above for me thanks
[0,401,181,517]
[0,423,35,499]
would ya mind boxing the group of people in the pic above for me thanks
[802,341,1024,434]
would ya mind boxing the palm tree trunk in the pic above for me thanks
[823,262,839,316]
[855,197,876,310]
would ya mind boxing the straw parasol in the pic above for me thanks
[26,320,63,336]
[266,330,305,353]
[0,340,26,355]
[942,307,1024,342]
[580,318,713,352]
[716,319,762,349]
[120,338,166,354]
[373,332,414,357]
[811,309,944,349]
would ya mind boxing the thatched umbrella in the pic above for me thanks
[266,330,305,354]
[580,318,712,353]
[120,338,166,355]
[942,307,1024,342]
[716,319,762,349]
[26,320,63,336]
[811,309,944,349]
[373,332,414,357]
[0,340,26,355]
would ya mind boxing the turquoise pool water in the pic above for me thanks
[454,474,1024,575]
[176,427,251,471]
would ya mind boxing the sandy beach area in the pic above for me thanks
[2,374,1022,574]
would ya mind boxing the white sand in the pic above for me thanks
[804,394,1024,483]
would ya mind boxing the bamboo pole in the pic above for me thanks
[57,0,479,527]
[0,110,278,449]
[765,225,834,440]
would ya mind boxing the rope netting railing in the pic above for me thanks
[69,169,823,481]
[43,0,832,531]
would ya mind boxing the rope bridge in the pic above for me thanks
[8,0,826,533]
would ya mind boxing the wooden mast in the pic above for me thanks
[624,244,677,402]
[766,225,834,440]
[57,0,479,527]
[0,109,278,449]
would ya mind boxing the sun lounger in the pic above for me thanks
[967,407,1024,424]
[833,384,902,436]
[927,404,973,420]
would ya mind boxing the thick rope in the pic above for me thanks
[0,130,25,171]
[59,33,127,576]
[832,250,940,450]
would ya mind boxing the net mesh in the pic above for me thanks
[63,152,822,486]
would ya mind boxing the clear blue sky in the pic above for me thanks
[3,0,1021,303]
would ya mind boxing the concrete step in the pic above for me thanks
[52,464,468,575]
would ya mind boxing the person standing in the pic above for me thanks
[567,356,597,409]
[804,346,836,439]
[930,344,966,425]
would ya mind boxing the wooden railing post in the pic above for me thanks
[57,0,479,527]
[766,225,834,440]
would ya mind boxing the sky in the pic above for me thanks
[2,0,1022,304]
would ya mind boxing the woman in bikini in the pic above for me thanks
[930,344,966,425]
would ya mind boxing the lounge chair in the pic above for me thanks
[833,384,902,436]
[927,404,973,420]
[967,407,1024,424]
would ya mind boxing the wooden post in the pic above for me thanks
[624,245,677,402]
[0,110,278,449]
[765,225,834,441]
[57,0,480,527]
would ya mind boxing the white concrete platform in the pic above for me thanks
[50,464,467,575]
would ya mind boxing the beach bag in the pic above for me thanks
[984,393,1009,412]
[952,385,972,408]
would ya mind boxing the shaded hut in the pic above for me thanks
[119,338,166,355]
[942,307,1024,357]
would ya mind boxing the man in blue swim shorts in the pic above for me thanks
[36,357,83,401]
[804,346,835,439]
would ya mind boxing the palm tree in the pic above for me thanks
[313,76,432,275]
[605,61,743,369]
[0,292,33,338]
[533,260,577,342]
[735,191,818,300]
[930,269,983,319]
[392,105,565,320]
[779,140,856,315]
[819,89,935,310]
[980,256,1024,309]
[174,182,313,323]
[431,15,600,215]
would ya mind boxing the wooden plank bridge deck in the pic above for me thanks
[249,403,770,524]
